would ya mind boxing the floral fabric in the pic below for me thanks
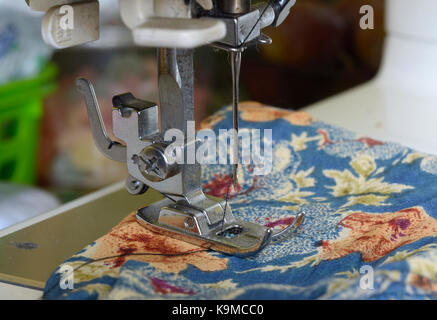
[44,102,437,299]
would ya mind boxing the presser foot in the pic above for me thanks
[136,197,272,257]
[136,196,305,257]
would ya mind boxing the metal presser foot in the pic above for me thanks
[136,197,273,256]
[136,197,306,257]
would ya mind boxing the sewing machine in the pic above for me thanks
[72,0,304,257]
[0,0,304,297]
[3,0,434,300]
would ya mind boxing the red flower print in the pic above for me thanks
[317,207,437,262]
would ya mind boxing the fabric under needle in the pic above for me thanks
[230,50,241,191]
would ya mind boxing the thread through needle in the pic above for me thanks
[231,50,241,191]
[221,171,234,231]
[220,5,271,228]
[228,2,270,191]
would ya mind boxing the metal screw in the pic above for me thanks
[125,175,148,195]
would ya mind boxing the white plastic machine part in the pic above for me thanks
[41,1,99,48]
[26,0,81,12]
[38,0,224,50]
[132,17,226,48]
[305,0,437,155]
[119,0,226,48]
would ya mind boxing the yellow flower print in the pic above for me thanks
[324,155,414,204]
[350,155,376,178]
[290,167,315,188]
[290,132,321,152]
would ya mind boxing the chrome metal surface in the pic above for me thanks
[210,34,269,52]
[216,9,260,47]
[270,0,296,27]
[157,48,202,198]
[216,0,251,15]
[136,196,273,256]
[76,78,127,163]
[137,143,179,182]
[254,2,275,28]
[271,211,305,242]
[112,92,159,139]
[257,33,272,45]
[210,41,247,52]
[125,175,148,195]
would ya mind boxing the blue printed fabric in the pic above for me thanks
[44,102,437,299]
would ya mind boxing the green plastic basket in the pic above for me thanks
[0,63,57,184]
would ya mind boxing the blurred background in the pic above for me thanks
[0,0,385,228]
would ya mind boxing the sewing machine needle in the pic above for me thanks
[231,50,241,191]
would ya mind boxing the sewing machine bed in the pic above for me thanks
[3,102,437,299]
[0,183,162,290]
